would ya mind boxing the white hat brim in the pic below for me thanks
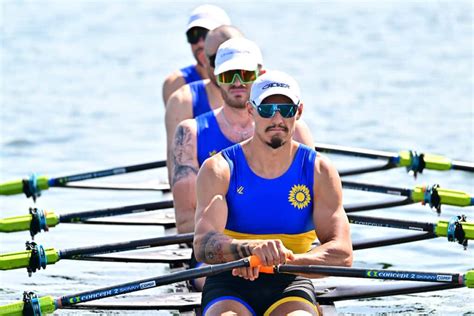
[252,87,299,105]
[187,19,221,31]
[214,57,258,75]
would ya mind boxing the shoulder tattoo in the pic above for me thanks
[172,124,198,185]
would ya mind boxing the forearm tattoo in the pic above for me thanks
[197,231,251,263]
[231,242,251,258]
[172,125,198,185]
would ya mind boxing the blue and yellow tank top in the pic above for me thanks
[189,80,212,117]
[196,111,234,166]
[221,143,317,254]
[180,64,202,84]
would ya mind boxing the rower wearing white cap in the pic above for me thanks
[193,70,352,315]
[165,25,244,184]
[162,4,231,105]
[170,38,313,235]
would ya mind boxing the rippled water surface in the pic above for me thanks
[1,1,473,315]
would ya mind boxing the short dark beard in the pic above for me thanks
[266,136,285,149]
[220,87,247,109]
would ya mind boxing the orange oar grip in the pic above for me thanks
[259,266,275,274]
[248,255,263,267]
[248,256,275,274]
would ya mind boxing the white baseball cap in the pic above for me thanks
[186,5,231,31]
[250,70,301,105]
[214,38,261,75]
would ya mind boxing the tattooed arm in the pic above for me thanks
[193,153,294,266]
[170,119,199,233]
[165,85,194,185]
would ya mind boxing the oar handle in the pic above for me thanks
[0,247,59,271]
[0,211,59,233]
[248,256,279,274]
[0,295,56,316]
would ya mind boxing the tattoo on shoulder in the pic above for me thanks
[172,125,198,185]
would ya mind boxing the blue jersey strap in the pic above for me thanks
[190,80,212,117]
[180,64,202,84]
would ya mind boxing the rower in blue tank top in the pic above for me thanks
[189,80,212,117]
[162,5,231,104]
[222,143,317,253]
[180,64,202,85]
[196,110,234,166]
[193,70,352,315]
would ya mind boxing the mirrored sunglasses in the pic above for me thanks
[253,103,300,118]
[217,69,258,84]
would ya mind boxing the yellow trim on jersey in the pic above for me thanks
[224,229,317,254]
[264,296,319,316]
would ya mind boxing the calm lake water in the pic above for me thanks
[1,0,473,314]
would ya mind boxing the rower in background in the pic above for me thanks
[170,37,313,235]
[193,70,353,315]
[162,4,231,105]
[165,25,245,184]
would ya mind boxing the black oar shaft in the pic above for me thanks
[49,161,166,186]
[345,197,412,212]
[452,160,474,172]
[58,258,251,307]
[348,215,436,232]
[276,265,463,285]
[338,163,394,177]
[59,233,193,259]
[59,200,173,222]
[352,232,436,250]
[314,143,396,160]
[342,180,412,197]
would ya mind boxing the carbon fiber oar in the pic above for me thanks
[0,233,193,275]
[0,256,260,316]
[259,265,473,288]
[0,160,166,201]
[0,200,173,238]
[342,181,473,213]
[315,142,474,176]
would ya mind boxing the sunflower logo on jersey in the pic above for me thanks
[288,184,311,209]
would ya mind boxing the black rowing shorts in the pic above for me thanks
[202,271,318,315]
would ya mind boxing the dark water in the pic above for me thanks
[1,0,473,314]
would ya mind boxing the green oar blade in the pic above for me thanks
[0,295,56,316]
[0,248,59,271]
[0,212,59,233]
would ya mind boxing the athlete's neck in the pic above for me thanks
[217,106,254,143]
[244,138,298,179]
